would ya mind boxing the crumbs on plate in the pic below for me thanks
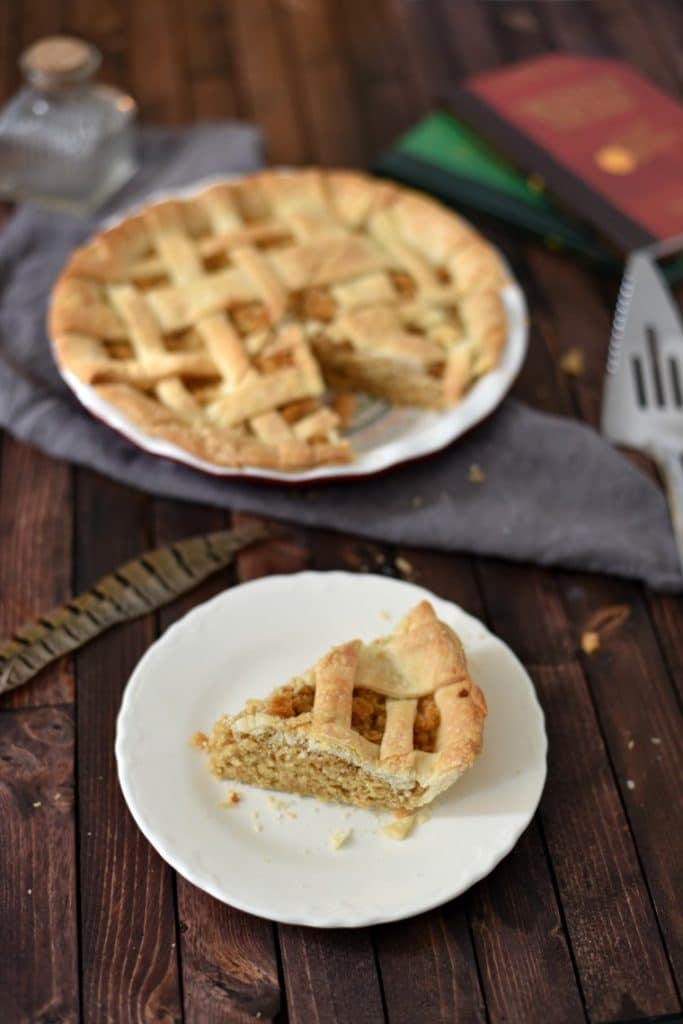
[381,806,431,841]
[329,828,352,850]
[219,790,241,808]
[191,731,208,750]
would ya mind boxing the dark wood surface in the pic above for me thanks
[1,1,682,1022]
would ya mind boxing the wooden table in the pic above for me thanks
[2,2,682,1022]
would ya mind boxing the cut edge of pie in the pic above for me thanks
[197,600,487,811]
[49,168,510,471]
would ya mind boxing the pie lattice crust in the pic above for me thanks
[50,169,509,471]
[201,601,487,811]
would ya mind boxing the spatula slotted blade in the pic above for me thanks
[601,249,683,573]
[602,252,683,452]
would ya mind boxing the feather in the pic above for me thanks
[0,523,270,694]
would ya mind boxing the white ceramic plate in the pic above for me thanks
[53,176,528,484]
[116,572,547,928]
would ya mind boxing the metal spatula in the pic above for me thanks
[601,243,683,572]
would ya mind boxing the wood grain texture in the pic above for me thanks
[477,561,680,1020]
[327,0,423,161]
[591,0,682,93]
[647,592,683,705]
[74,472,183,1024]
[229,0,307,164]
[282,0,364,167]
[475,173,682,1020]
[408,553,586,1023]
[1,1,683,1021]
[306,536,580,1024]
[278,926,386,1024]
[460,7,683,996]
[232,519,387,1024]
[0,438,73,709]
[534,661,679,1019]
[0,521,267,697]
[19,0,62,50]
[557,573,683,987]
[375,907,486,1024]
[437,0,501,75]
[468,824,585,1024]
[155,501,281,1024]
[633,0,683,90]
[63,0,128,88]
[384,0,453,108]
[491,139,683,1018]
[129,0,190,123]
[0,706,79,1023]
[181,0,240,119]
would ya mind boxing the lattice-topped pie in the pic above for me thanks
[196,601,487,811]
[50,169,509,471]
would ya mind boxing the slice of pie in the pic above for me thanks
[49,168,509,471]
[198,601,487,811]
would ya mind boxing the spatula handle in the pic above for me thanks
[653,446,683,575]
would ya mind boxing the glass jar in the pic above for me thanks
[0,35,138,215]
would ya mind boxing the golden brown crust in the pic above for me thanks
[93,382,351,470]
[50,168,509,471]
[204,601,487,810]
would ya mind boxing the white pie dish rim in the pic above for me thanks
[52,174,528,484]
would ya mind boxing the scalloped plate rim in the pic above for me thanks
[115,571,547,928]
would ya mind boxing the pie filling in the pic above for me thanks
[197,601,490,812]
[263,683,440,753]
[207,724,428,810]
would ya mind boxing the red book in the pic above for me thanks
[451,55,683,253]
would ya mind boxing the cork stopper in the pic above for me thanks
[21,36,100,86]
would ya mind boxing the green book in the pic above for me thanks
[375,111,621,270]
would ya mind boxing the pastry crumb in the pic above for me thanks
[395,556,413,576]
[374,551,386,566]
[266,795,291,813]
[468,463,485,483]
[581,604,630,653]
[329,828,352,850]
[27,888,32,896]
[627,739,635,751]
[560,347,586,377]
[32,801,42,808]
[382,814,416,840]
[191,731,208,750]
[379,609,391,621]
[219,790,240,808]
[581,630,600,654]
[253,822,263,832]
[416,807,432,826]
[626,779,636,790]
[650,736,661,745]
[382,804,430,840]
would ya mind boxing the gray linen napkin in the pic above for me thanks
[1,123,680,592]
